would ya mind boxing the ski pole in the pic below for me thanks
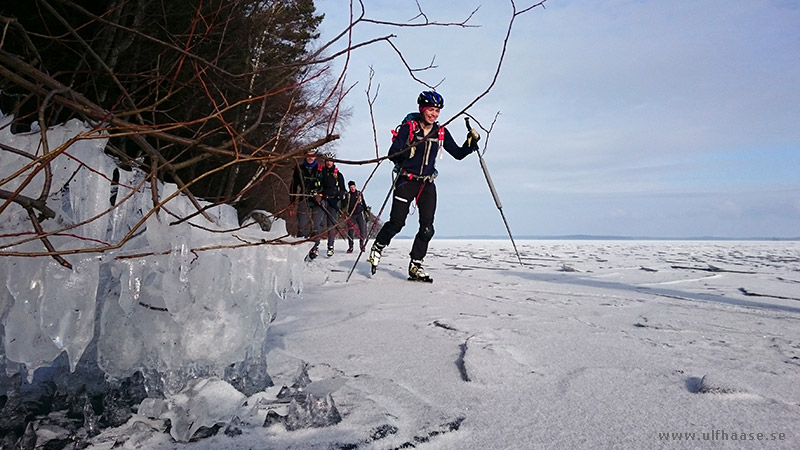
[466,117,524,267]
[341,212,366,241]
[346,169,400,282]
[317,198,350,241]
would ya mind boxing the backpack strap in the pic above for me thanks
[389,114,444,159]
[407,120,418,145]
[391,119,418,145]
[437,125,445,159]
[408,120,417,158]
[391,112,422,146]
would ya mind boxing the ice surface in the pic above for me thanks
[132,239,796,450]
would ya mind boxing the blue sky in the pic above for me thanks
[313,0,800,238]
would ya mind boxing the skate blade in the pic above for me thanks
[407,276,433,283]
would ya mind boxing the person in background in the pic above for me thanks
[368,91,479,282]
[290,150,324,260]
[343,180,369,253]
[320,156,346,256]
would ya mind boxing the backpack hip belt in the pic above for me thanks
[399,169,437,183]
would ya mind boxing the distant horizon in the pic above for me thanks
[394,235,800,242]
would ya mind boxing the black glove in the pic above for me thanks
[466,128,480,148]
[463,130,480,152]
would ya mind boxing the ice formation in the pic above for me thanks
[0,111,306,442]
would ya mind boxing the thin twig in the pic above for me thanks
[26,207,72,269]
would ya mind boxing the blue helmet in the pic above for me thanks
[417,91,444,109]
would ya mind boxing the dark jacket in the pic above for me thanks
[344,189,368,216]
[388,117,474,176]
[321,164,346,199]
[291,160,322,197]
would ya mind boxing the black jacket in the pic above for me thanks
[344,189,368,216]
[321,165,346,199]
[388,118,474,176]
[291,160,322,197]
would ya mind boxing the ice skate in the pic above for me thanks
[408,259,433,283]
[368,243,385,275]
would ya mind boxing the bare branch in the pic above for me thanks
[0,0,548,261]
[363,4,481,28]
[0,189,57,220]
[25,206,72,269]
[442,0,550,128]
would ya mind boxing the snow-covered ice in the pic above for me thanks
[95,239,798,450]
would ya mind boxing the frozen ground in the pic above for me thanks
[96,239,800,449]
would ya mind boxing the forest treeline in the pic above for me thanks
[0,0,334,223]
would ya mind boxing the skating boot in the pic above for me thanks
[368,242,385,275]
[306,246,319,261]
[408,259,433,283]
[327,246,334,257]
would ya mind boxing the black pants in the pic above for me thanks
[347,213,367,250]
[297,199,324,248]
[375,178,436,261]
[323,197,340,248]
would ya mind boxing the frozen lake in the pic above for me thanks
[147,239,799,450]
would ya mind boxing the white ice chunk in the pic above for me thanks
[157,377,246,442]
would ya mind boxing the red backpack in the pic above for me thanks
[391,112,445,149]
